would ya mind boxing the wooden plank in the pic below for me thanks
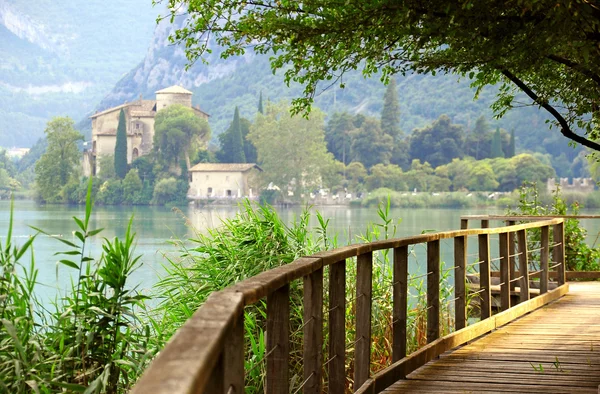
[267,284,290,394]
[328,260,346,394]
[355,252,373,391]
[392,246,408,362]
[554,222,566,285]
[517,229,530,303]
[540,226,549,294]
[478,233,492,319]
[454,236,467,330]
[499,232,511,311]
[223,312,244,394]
[203,352,224,394]
[427,240,440,343]
[303,268,323,393]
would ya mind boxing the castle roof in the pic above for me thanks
[189,163,262,173]
[90,100,156,119]
[155,85,193,95]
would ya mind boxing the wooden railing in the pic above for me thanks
[462,215,600,281]
[132,218,568,394]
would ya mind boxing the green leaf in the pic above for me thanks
[54,382,87,392]
[59,260,79,270]
[73,216,86,232]
[87,228,104,237]
[55,250,81,256]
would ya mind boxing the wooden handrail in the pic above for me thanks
[132,218,567,394]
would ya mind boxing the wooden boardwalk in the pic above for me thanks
[384,282,600,393]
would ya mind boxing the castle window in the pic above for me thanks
[135,123,140,130]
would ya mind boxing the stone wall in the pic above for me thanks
[547,177,595,193]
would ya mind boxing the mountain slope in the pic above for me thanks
[0,0,159,147]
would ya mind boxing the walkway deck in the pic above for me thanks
[384,282,600,393]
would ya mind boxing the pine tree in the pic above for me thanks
[114,109,128,178]
[258,91,264,114]
[507,129,516,157]
[380,78,401,140]
[491,127,505,158]
[231,107,246,163]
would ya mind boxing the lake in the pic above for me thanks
[2,200,599,302]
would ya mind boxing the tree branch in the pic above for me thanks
[546,54,600,87]
[500,68,600,152]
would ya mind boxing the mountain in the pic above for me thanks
[0,0,159,147]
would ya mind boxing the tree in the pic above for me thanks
[217,112,256,163]
[507,129,516,158]
[35,117,83,202]
[491,128,505,158]
[464,116,491,160]
[154,104,211,170]
[325,112,354,166]
[409,115,464,168]
[380,78,401,140]
[230,107,247,162]
[123,169,143,204]
[468,162,499,191]
[114,109,128,179]
[350,117,393,169]
[247,102,334,197]
[258,91,264,114]
[165,1,600,151]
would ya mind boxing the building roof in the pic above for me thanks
[90,100,156,119]
[155,85,193,95]
[189,163,262,172]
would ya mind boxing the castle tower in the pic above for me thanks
[155,85,193,111]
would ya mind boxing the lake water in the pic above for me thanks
[2,201,599,301]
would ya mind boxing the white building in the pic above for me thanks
[188,163,262,199]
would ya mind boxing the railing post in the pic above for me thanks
[499,232,511,311]
[507,221,517,291]
[355,252,373,391]
[393,246,408,362]
[540,226,549,294]
[517,229,530,303]
[427,240,440,343]
[328,260,346,394]
[303,268,323,393]
[223,312,244,394]
[478,234,492,319]
[554,221,566,285]
[461,219,469,230]
[454,236,467,330]
[267,284,290,394]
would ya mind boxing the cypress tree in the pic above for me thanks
[231,107,246,163]
[258,91,264,114]
[507,129,516,157]
[114,108,128,178]
[380,78,401,140]
[491,127,504,158]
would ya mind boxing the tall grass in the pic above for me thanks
[0,181,154,393]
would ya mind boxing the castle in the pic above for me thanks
[83,86,209,176]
